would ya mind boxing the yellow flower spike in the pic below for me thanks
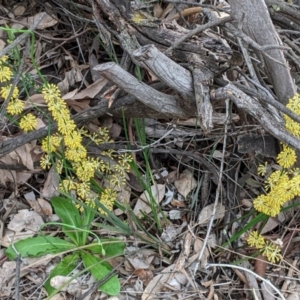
[41,134,62,153]
[0,85,19,99]
[59,178,77,192]
[247,231,265,249]
[19,113,37,132]
[65,146,87,162]
[40,154,52,170]
[42,84,61,102]
[7,99,24,115]
[64,131,82,148]
[98,188,116,214]
[76,182,91,199]
[257,162,268,176]
[261,242,282,263]
[0,65,12,82]
[277,145,296,168]
[0,55,9,63]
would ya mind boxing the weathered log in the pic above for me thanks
[93,62,188,118]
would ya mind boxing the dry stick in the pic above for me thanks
[214,83,300,151]
[192,99,229,280]
[93,62,187,118]
[206,263,286,300]
[281,258,298,296]
[0,100,109,158]
[237,37,259,83]
[132,44,194,100]
[265,0,300,20]
[14,255,22,300]
[225,23,290,67]
[165,15,232,54]
[232,80,300,125]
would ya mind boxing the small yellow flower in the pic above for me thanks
[7,99,24,115]
[277,145,296,168]
[40,154,52,170]
[65,145,87,162]
[42,84,61,102]
[41,135,62,153]
[75,158,98,182]
[0,55,9,64]
[64,131,82,148]
[59,178,77,192]
[0,65,12,82]
[247,231,265,249]
[57,119,76,135]
[261,242,282,263]
[265,170,288,191]
[19,113,37,132]
[257,162,268,176]
[98,188,116,214]
[76,181,91,199]
[0,85,19,99]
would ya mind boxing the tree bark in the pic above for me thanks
[229,0,296,104]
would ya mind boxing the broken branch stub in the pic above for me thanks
[132,45,194,100]
[214,83,300,151]
[93,62,188,118]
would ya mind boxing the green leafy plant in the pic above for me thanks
[5,196,125,297]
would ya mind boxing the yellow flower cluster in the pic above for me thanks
[41,84,132,213]
[247,231,282,263]
[0,55,37,132]
[253,94,300,216]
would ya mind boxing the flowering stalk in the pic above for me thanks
[247,231,282,263]
[40,84,132,213]
[0,52,132,214]
[253,94,300,216]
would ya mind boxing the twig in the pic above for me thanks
[165,15,232,54]
[0,100,109,158]
[234,71,300,124]
[192,99,229,277]
[0,13,46,58]
[206,263,286,300]
[14,255,22,300]
[225,23,290,67]
[213,83,300,151]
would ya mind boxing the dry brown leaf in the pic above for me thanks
[153,3,163,18]
[254,255,267,278]
[13,5,26,16]
[65,99,91,113]
[24,94,47,109]
[0,142,41,185]
[261,212,285,234]
[41,166,60,199]
[19,12,58,30]
[24,191,52,216]
[142,264,187,300]
[63,78,108,100]
[133,184,165,217]
[174,169,197,198]
[134,269,154,286]
[126,247,155,270]
[0,261,15,297]
[198,203,225,225]
[109,123,122,139]
[7,209,44,234]
[287,294,300,300]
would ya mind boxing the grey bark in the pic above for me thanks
[228,0,296,104]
